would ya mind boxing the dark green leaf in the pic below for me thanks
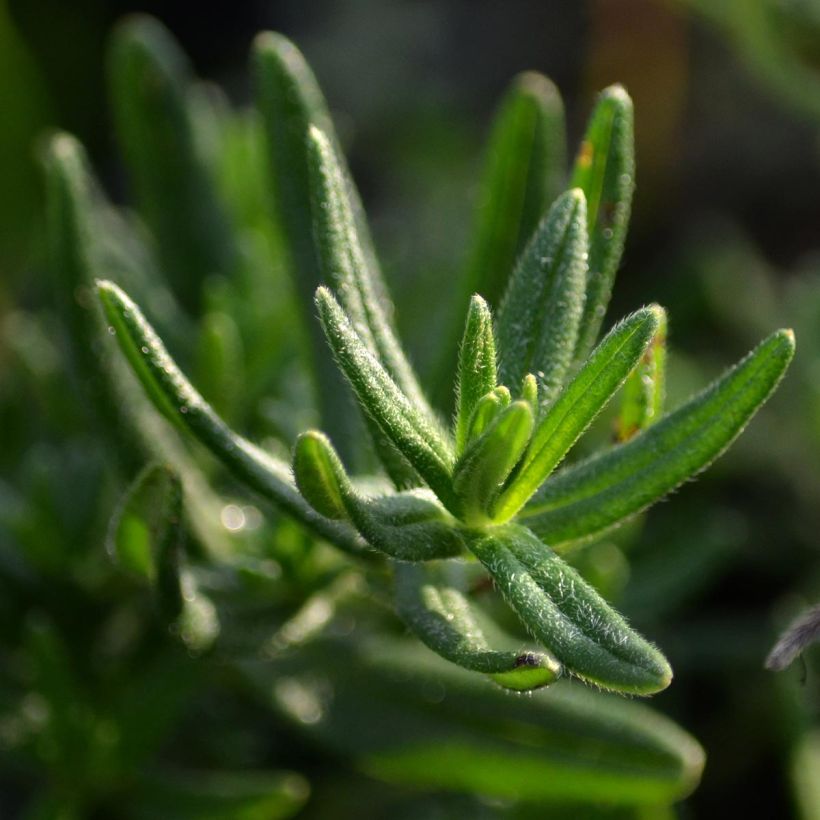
[460,71,567,310]
[468,525,672,694]
[315,287,459,514]
[96,280,366,556]
[131,770,308,820]
[107,463,184,620]
[108,15,238,312]
[394,563,560,690]
[253,637,703,804]
[294,432,462,561]
[496,188,589,406]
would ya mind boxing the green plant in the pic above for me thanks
[32,13,799,815]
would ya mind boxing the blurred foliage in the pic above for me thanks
[1,2,820,819]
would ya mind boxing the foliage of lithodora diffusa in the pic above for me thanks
[89,31,793,698]
[44,14,795,808]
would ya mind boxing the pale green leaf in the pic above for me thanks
[523,329,795,546]
[494,306,663,521]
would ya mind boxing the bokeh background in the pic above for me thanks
[2,0,820,817]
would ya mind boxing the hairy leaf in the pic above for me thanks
[496,188,589,405]
[394,563,560,690]
[523,329,795,545]
[294,432,462,561]
[453,400,533,523]
[96,280,366,556]
[571,85,635,361]
[307,126,429,416]
[494,306,663,520]
[315,287,459,513]
[468,525,672,694]
[253,32,385,451]
[454,295,497,454]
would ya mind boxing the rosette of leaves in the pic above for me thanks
[39,15,802,811]
[88,24,794,700]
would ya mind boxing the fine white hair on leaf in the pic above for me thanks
[765,604,820,672]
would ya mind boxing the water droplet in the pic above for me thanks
[179,406,188,414]
[140,346,149,355]
[107,326,116,335]
[602,228,614,240]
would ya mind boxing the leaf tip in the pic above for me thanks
[599,83,633,110]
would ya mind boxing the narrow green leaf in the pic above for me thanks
[616,312,667,442]
[468,525,672,695]
[255,637,703,804]
[292,431,349,520]
[454,295,497,454]
[453,401,533,523]
[95,279,366,556]
[394,563,561,691]
[43,133,143,470]
[307,126,431,418]
[523,329,795,546]
[494,306,663,521]
[315,287,460,513]
[43,133,234,559]
[294,432,462,561]
[132,770,309,820]
[107,15,237,312]
[461,71,567,310]
[571,85,635,361]
[107,463,184,621]
[253,32,385,452]
[196,311,245,422]
[465,386,510,445]
[496,188,589,405]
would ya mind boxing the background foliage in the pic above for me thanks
[2,1,820,818]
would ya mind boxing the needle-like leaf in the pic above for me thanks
[460,71,567,310]
[108,16,237,313]
[468,525,672,695]
[253,32,388,452]
[454,295,497,454]
[496,188,589,406]
[571,85,635,361]
[394,563,561,691]
[315,287,460,513]
[96,279,366,556]
[494,306,663,521]
[307,126,431,417]
[294,432,463,560]
[522,329,795,546]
